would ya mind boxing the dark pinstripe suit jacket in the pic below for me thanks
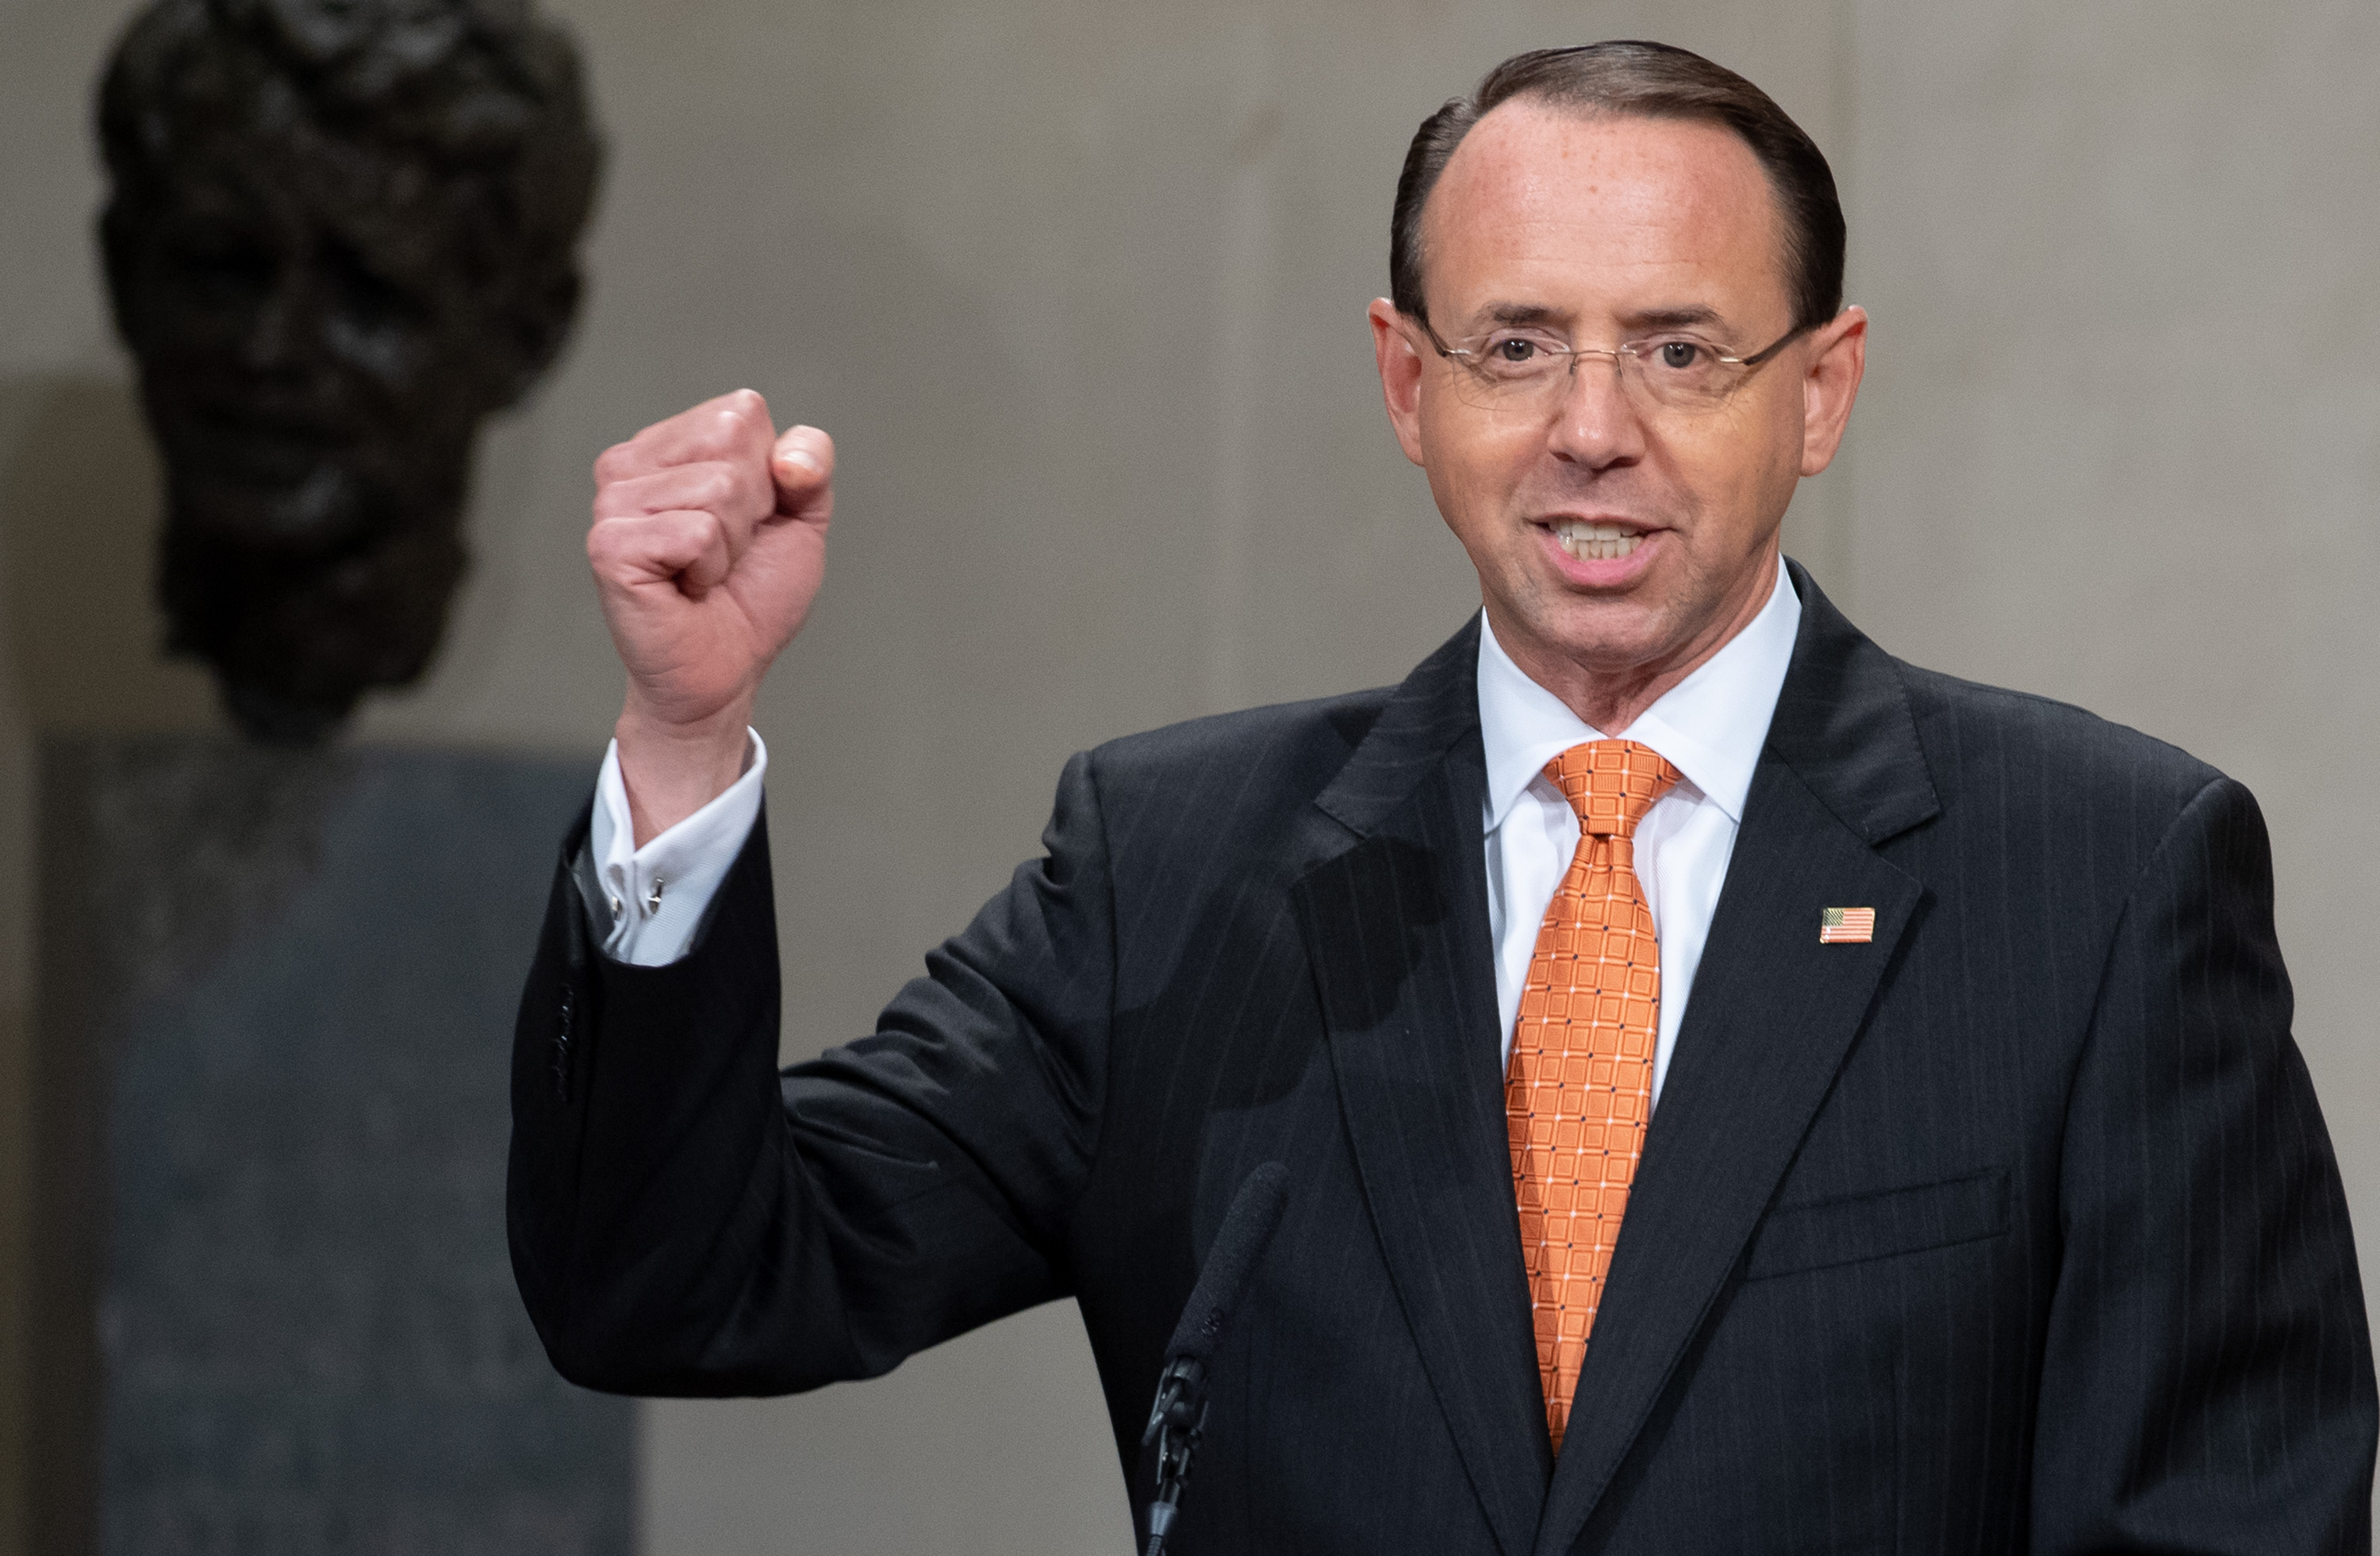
[510,563,2377,1554]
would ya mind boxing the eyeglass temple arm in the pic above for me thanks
[1729,322,1813,367]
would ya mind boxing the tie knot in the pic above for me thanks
[1543,740,1681,838]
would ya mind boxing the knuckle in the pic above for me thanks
[668,509,723,551]
[693,421,747,464]
[585,517,629,566]
[690,465,738,513]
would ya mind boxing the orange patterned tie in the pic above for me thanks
[1507,739,1681,1454]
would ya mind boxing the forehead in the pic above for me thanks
[1419,102,1789,328]
[129,126,468,271]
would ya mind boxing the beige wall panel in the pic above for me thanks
[1842,0,2380,1398]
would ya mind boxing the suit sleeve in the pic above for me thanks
[507,751,1115,1396]
[2029,775,2377,1552]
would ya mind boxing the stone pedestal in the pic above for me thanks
[29,739,631,1556]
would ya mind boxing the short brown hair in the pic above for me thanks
[1391,42,1844,332]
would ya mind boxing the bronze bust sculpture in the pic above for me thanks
[98,0,601,742]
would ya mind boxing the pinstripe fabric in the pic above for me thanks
[512,561,2375,1555]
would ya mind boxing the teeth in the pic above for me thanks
[1552,521,1643,562]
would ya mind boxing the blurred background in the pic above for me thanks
[2,0,2374,1550]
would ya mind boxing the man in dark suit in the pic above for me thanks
[509,42,2377,1553]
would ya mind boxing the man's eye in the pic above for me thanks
[1656,340,1703,369]
[167,239,274,304]
[1492,337,1539,363]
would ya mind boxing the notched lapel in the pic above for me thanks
[1288,620,1550,1556]
[1532,567,1944,1556]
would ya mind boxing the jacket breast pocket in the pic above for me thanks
[1743,1166,2010,1281]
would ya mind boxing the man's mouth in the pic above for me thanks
[1549,519,1645,563]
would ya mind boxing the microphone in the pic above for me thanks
[1138,1162,1290,1556]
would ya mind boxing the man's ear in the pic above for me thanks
[1799,304,1867,478]
[1368,298,1429,468]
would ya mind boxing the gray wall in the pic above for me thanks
[0,0,2372,1551]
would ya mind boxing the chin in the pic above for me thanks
[1533,598,1673,663]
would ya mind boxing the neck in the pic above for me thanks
[1495,550,1780,735]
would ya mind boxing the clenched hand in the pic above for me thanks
[587,389,835,842]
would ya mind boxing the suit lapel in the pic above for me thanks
[1531,565,1944,1556]
[1288,619,1551,1556]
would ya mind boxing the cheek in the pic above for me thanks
[1673,393,1803,524]
[364,320,509,420]
[1413,394,1476,513]
[1418,401,1539,509]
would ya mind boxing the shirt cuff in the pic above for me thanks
[587,729,767,966]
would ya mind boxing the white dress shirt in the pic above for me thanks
[1477,557,1799,1105]
[589,731,769,964]
[595,559,1802,1097]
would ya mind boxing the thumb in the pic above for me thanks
[772,425,836,521]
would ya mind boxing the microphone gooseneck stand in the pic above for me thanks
[1138,1162,1291,1556]
[1139,1353,1205,1556]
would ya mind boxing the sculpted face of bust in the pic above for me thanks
[99,0,599,741]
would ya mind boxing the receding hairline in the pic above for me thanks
[1408,94,1803,328]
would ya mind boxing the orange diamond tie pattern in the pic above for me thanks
[1507,739,1680,1455]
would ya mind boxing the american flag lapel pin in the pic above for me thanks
[1819,906,1875,944]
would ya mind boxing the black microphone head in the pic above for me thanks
[1164,1162,1290,1365]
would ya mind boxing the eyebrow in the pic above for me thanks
[1474,302,1562,328]
[1618,305,1726,332]
[1459,302,1733,334]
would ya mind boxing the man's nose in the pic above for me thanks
[1545,350,1647,471]
[236,268,317,375]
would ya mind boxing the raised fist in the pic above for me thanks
[587,388,835,839]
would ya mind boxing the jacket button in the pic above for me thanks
[552,987,576,1098]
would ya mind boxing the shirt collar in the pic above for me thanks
[1476,555,1802,833]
